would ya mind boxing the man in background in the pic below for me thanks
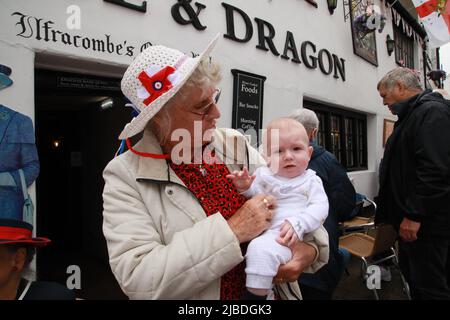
[376,67,450,299]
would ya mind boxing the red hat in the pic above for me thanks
[0,219,50,247]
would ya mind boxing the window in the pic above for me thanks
[393,22,415,69]
[303,100,368,171]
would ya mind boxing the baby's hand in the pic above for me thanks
[226,167,255,193]
[276,220,298,247]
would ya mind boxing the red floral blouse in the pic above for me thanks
[170,160,248,300]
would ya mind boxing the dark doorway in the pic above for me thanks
[35,69,130,299]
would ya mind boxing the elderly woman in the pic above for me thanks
[102,34,329,300]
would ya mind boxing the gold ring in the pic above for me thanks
[263,198,268,205]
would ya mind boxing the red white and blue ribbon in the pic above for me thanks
[136,65,181,106]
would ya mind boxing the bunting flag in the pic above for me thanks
[390,7,424,46]
[412,0,450,48]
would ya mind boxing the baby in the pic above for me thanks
[227,117,329,299]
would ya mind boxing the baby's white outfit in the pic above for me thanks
[243,167,329,289]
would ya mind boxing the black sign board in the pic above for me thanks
[231,69,266,147]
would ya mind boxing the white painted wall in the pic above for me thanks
[442,42,450,91]
[0,0,431,200]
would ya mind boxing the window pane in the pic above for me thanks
[303,100,367,171]
[316,111,326,148]
[394,22,414,68]
[330,115,341,163]
[357,120,364,167]
[345,118,354,168]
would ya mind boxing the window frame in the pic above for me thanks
[303,100,368,172]
[393,20,415,69]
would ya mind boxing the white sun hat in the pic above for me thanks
[119,33,220,140]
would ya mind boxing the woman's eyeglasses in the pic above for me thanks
[189,88,221,117]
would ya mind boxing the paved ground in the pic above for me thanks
[333,254,409,300]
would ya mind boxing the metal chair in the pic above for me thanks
[339,195,376,235]
[339,223,411,300]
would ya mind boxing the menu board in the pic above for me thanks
[231,69,266,147]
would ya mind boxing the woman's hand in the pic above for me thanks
[273,241,317,284]
[227,194,275,243]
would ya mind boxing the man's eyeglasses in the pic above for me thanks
[189,88,221,117]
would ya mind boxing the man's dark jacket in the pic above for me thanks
[376,90,450,238]
[299,142,356,293]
